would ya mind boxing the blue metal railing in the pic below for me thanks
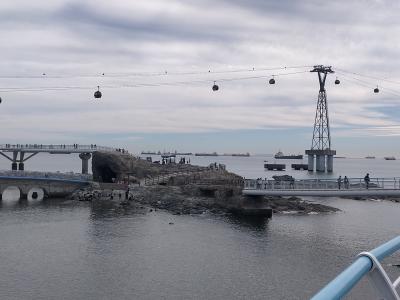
[311,236,400,299]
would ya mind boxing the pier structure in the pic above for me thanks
[0,174,90,201]
[243,177,400,197]
[306,65,336,172]
[0,144,119,174]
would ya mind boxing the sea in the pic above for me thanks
[0,153,400,300]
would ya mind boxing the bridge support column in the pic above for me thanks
[18,162,24,171]
[308,154,314,172]
[327,155,333,172]
[11,151,18,170]
[79,153,91,174]
[316,155,325,172]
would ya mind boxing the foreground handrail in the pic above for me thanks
[311,236,400,300]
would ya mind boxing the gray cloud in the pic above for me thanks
[0,0,400,154]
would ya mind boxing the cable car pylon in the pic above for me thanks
[305,65,337,173]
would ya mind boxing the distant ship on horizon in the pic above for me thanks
[384,156,396,160]
[365,156,376,159]
[231,152,250,157]
[141,151,157,155]
[195,152,218,156]
[274,151,303,160]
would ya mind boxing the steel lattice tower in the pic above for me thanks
[305,65,336,172]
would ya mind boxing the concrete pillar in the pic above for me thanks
[79,153,92,174]
[12,151,18,171]
[18,162,24,171]
[327,155,333,172]
[316,155,326,172]
[308,154,314,172]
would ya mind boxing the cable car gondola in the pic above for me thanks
[94,86,102,99]
[335,77,340,85]
[374,86,379,93]
[212,81,219,91]
[269,76,275,85]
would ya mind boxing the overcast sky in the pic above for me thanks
[1,0,400,156]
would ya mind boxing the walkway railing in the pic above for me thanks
[244,178,400,191]
[312,235,400,300]
[0,144,120,153]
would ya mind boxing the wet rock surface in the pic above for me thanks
[70,184,339,216]
[266,196,340,214]
[343,195,400,202]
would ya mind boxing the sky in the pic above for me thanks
[1,0,400,156]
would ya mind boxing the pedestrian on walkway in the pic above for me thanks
[364,173,370,189]
[344,176,349,189]
[337,176,342,190]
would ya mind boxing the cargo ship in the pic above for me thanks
[231,153,250,157]
[274,151,303,160]
[384,156,396,160]
[195,152,218,156]
[141,151,157,155]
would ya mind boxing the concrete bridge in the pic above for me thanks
[0,175,90,201]
[0,144,125,174]
[243,178,400,197]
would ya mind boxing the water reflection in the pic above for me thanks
[89,201,145,220]
[226,214,270,231]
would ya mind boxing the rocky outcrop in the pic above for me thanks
[92,151,207,183]
[70,183,339,216]
[87,152,339,216]
[267,196,340,214]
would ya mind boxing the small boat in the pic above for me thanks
[161,153,176,158]
[384,156,396,160]
[274,151,303,159]
[365,156,375,159]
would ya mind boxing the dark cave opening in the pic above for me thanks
[98,166,117,183]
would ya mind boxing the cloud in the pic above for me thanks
[0,0,400,155]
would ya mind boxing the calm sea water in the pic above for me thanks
[0,154,400,299]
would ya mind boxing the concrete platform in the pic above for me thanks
[264,163,285,171]
[291,164,308,170]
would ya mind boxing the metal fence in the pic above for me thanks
[312,235,400,300]
[244,178,400,190]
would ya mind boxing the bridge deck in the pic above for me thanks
[0,144,118,154]
[243,178,400,197]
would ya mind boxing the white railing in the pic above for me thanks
[244,177,400,191]
[0,144,121,153]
